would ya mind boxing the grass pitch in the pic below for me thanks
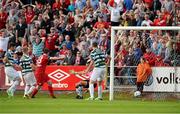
[0,91,179,114]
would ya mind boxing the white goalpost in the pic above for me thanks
[110,26,180,101]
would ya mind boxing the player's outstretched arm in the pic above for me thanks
[3,56,12,65]
[84,60,94,74]
[69,70,86,75]
[49,56,65,60]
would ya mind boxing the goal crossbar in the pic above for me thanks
[111,26,180,30]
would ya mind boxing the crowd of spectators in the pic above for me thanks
[0,0,179,67]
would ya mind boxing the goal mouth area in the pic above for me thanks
[109,26,180,101]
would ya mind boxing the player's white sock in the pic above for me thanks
[98,85,102,98]
[89,84,94,98]
[8,80,20,95]
[24,85,30,95]
[27,86,35,95]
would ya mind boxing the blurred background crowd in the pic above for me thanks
[0,0,179,67]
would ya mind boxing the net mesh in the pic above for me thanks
[107,29,180,100]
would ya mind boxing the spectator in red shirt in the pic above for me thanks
[59,44,68,56]
[93,15,109,30]
[1,0,6,7]
[52,0,61,11]
[144,0,153,9]
[153,13,166,26]
[143,48,156,66]
[161,7,170,20]
[45,27,59,56]
[24,5,36,24]
[0,48,4,64]
[0,8,8,29]
[114,52,124,82]
[108,0,114,7]
[60,0,70,10]
[155,55,169,66]
[67,11,75,24]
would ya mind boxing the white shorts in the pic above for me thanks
[5,66,20,81]
[23,72,36,86]
[90,67,105,81]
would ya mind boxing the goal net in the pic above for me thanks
[108,26,180,101]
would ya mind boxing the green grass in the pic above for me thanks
[0,91,179,114]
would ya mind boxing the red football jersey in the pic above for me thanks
[52,2,61,10]
[45,34,58,50]
[36,54,49,73]
[25,11,35,24]
[0,12,8,29]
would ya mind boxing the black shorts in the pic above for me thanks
[83,80,90,88]
[83,80,97,88]
[136,82,144,92]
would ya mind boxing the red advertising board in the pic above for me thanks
[42,65,88,90]
[0,65,5,89]
[0,65,97,90]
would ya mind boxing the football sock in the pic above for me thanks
[48,85,54,97]
[9,80,20,94]
[98,85,102,98]
[24,85,30,95]
[89,84,94,98]
[31,87,38,97]
[77,86,83,97]
[28,86,35,95]
[76,88,80,96]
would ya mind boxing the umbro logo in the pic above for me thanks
[48,69,70,82]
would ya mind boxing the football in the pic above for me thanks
[134,91,141,97]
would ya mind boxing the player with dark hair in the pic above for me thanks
[31,48,64,98]
[72,42,110,100]
[3,43,21,97]
[85,42,110,100]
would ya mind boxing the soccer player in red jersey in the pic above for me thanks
[31,48,64,98]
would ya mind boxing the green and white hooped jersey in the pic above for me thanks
[4,50,14,67]
[90,48,106,68]
[19,54,33,76]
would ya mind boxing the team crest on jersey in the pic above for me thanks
[48,69,70,82]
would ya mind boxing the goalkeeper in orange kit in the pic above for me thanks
[136,57,152,93]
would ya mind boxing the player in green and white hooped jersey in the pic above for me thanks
[3,43,21,97]
[84,42,110,100]
[19,47,37,98]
